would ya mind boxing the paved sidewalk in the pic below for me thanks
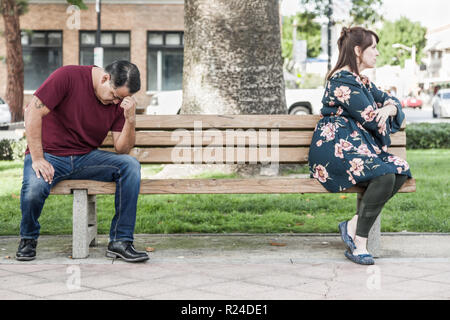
[0,233,449,300]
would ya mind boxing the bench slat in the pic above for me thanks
[135,114,320,129]
[51,177,416,195]
[135,115,406,130]
[99,147,406,164]
[102,131,406,147]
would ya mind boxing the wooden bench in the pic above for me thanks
[51,115,416,259]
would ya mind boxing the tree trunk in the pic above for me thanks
[1,0,25,122]
[182,0,286,115]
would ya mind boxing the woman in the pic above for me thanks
[308,26,412,265]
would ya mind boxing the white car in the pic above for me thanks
[432,89,450,118]
[0,97,11,124]
[146,90,183,115]
[146,89,324,115]
[285,88,323,115]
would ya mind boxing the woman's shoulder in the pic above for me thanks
[329,70,368,89]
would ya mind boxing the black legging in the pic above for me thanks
[355,174,408,238]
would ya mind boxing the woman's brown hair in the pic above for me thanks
[326,26,379,80]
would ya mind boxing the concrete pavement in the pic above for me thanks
[0,233,449,300]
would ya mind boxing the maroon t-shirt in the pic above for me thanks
[27,65,125,156]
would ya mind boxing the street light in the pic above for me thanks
[392,43,416,72]
[392,43,418,97]
[94,0,103,67]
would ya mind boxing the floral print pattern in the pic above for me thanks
[312,164,329,183]
[334,86,352,104]
[308,70,412,192]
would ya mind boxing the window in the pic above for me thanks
[21,31,63,90]
[79,31,130,67]
[147,32,184,91]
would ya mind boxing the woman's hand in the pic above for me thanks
[375,105,397,127]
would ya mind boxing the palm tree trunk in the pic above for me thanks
[182,0,286,114]
[1,0,25,122]
[182,0,286,176]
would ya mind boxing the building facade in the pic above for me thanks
[422,24,450,91]
[0,0,185,109]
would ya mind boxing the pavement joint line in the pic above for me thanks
[44,286,137,300]
[1,284,52,300]
[239,275,330,292]
[104,282,186,299]
[324,264,339,299]
[144,280,233,299]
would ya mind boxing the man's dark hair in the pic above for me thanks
[105,60,141,94]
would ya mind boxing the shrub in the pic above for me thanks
[0,138,27,161]
[406,122,450,149]
[11,138,27,161]
[0,139,13,160]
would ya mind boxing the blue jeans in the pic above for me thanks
[20,149,141,242]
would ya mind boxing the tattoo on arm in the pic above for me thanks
[35,101,45,109]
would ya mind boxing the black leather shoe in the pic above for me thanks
[16,238,37,261]
[106,241,149,262]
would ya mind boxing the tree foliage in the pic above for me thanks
[0,0,28,16]
[375,17,427,67]
[282,12,321,60]
[1,0,87,122]
[66,0,88,10]
[299,0,383,26]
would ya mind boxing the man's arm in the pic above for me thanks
[24,95,55,184]
[112,96,137,154]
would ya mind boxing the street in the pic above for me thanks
[403,105,450,124]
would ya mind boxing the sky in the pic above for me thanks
[280,0,450,32]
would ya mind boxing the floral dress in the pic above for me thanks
[308,70,412,192]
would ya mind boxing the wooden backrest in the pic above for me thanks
[101,115,407,164]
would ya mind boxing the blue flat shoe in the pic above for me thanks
[344,250,375,265]
[338,221,356,253]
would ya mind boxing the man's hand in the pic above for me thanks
[32,158,55,184]
[25,95,54,183]
[120,96,137,124]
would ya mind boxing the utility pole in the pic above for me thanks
[94,0,103,67]
[327,0,333,73]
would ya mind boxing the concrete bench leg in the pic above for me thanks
[357,193,381,258]
[72,190,98,259]
[88,195,98,247]
[368,215,381,258]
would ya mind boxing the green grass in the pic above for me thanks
[0,149,449,235]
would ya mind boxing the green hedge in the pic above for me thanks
[0,138,27,161]
[406,122,450,149]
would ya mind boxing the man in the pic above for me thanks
[16,60,149,263]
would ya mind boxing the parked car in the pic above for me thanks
[432,88,450,118]
[146,90,182,115]
[401,96,423,109]
[146,88,324,115]
[0,97,11,124]
[285,88,323,115]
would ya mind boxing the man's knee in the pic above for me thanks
[21,177,51,203]
[118,155,141,177]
